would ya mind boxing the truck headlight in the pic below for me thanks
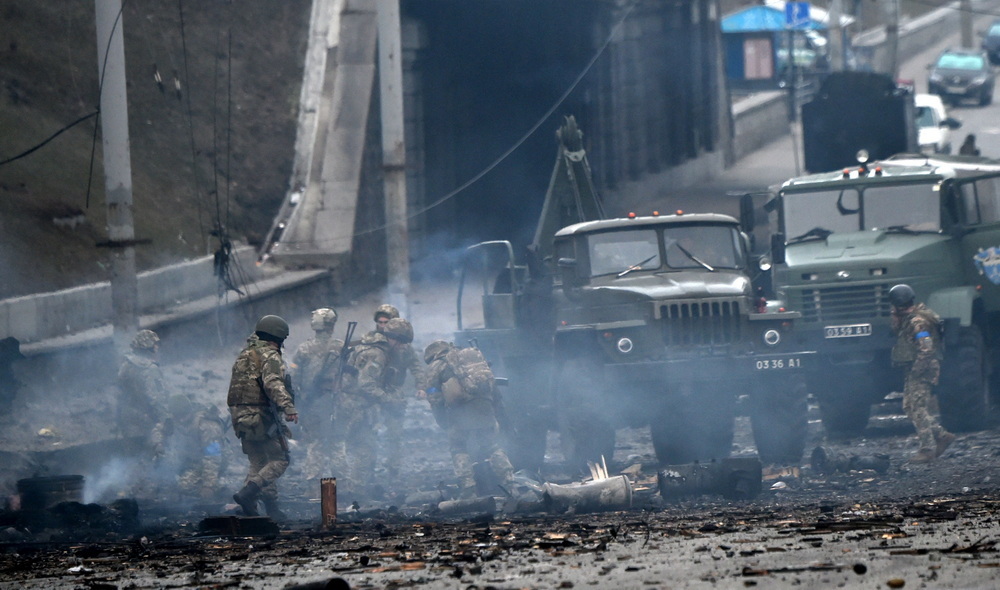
[617,337,633,353]
[763,329,781,346]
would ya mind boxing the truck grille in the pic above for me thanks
[797,284,893,323]
[659,300,742,346]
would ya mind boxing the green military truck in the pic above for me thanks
[455,117,811,471]
[760,153,1000,437]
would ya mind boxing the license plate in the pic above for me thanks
[824,323,872,338]
[754,357,803,370]
[946,86,966,94]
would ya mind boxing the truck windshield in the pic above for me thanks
[782,182,941,239]
[588,229,660,277]
[664,225,740,270]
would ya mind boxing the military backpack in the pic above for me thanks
[444,347,495,401]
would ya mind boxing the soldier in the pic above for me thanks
[372,304,425,481]
[117,330,170,463]
[889,284,956,463]
[332,317,412,499]
[227,315,299,519]
[166,394,227,501]
[423,340,514,499]
[292,308,344,480]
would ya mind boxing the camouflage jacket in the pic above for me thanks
[385,341,427,401]
[341,331,391,408]
[226,334,296,416]
[117,352,169,448]
[293,335,345,399]
[891,303,942,371]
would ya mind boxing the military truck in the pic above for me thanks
[760,153,1000,437]
[455,117,811,471]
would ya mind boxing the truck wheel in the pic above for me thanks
[555,359,616,470]
[939,325,992,432]
[650,385,735,465]
[504,414,548,473]
[817,388,872,439]
[749,376,808,465]
[559,407,616,470]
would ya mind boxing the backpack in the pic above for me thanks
[444,347,495,400]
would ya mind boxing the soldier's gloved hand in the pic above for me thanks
[285,412,299,424]
[416,389,427,400]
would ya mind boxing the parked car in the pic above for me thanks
[927,48,995,106]
[981,19,1000,65]
[914,93,962,154]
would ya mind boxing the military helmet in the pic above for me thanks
[382,318,413,344]
[374,304,400,322]
[255,315,290,341]
[888,284,916,308]
[310,307,338,331]
[423,340,452,364]
[131,329,160,351]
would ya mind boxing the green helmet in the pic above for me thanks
[888,284,916,308]
[310,308,338,332]
[382,318,413,344]
[423,340,452,364]
[131,329,160,351]
[255,315,290,341]
[374,304,400,322]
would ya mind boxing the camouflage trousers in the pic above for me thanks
[177,456,222,500]
[379,399,406,479]
[903,370,946,451]
[447,423,514,497]
[239,435,289,502]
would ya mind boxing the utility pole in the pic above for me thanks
[95,0,138,354]
[960,0,973,48]
[883,0,899,79]
[829,0,844,71]
[376,0,409,317]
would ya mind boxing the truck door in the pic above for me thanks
[953,172,1000,312]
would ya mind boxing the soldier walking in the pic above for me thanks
[227,315,298,519]
[332,317,413,499]
[117,330,170,464]
[292,308,344,480]
[371,304,425,482]
[422,340,514,499]
[889,284,955,463]
[165,394,227,501]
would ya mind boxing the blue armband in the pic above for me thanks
[427,387,439,394]
[915,331,931,340]
[204,441,222,456]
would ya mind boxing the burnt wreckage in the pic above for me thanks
[455,116,814,471]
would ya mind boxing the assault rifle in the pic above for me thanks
[331,321,358,393]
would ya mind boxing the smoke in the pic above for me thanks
[83,456,137,504]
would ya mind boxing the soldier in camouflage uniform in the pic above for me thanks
[166,394,227,501]
[371,304,425,481]
[227,315,299,519]
[292,308,344,480]
[117,330,170,462]
[889,284,956,463]
[332,317,413,498]
[423,340,514,499]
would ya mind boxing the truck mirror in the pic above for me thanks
[943,117,962,130]
[739,193,756,233]
[557,257,577,268]
[770,233,786,264]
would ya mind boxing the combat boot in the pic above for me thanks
[233,481,260,516]
[935,431,956,458]
[261,496,287,522]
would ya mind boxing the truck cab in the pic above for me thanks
[767,153,1000,435]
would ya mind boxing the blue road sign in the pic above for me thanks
[785,1,810,29]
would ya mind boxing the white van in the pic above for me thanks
[914,93,962,154]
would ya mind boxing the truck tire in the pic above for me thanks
[650,385,735,465]
[555,359,616,470]
[939,324,992,432]
[504,413,548,473]
[749,376,808,465]
[813,370,872,439]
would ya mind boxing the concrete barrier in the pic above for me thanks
[731,91,790,161]
[0,247,262,346]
